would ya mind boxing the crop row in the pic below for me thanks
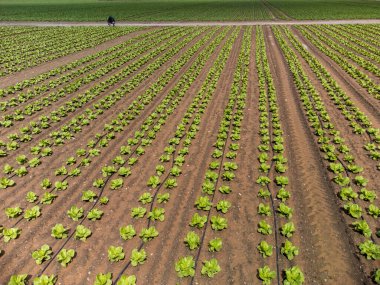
[273,26,380,283]
[255,26,303,285]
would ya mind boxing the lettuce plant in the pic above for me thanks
[222,171,235,181]
[156,165,165,176]
[131,207,146,219]
[277,188,290,202]
[5,206,22,218]
[368,204,380,218]
[258,188,271,199]
[175,256,195,277]
[256,176,271,186]
[55,181,68,191]
[147,176,160,188]
[139,193,152,204]
[257,241,273,257]
[0,177,15,189]
[216,200,231,214]
[67,206,83,221]
[258,203,271,216]
[120,225,136,240]
[202,181,215,194]
[195,196,212,210]
[26,191,38,203]
[57,248,75,267]
[338,187,358,201]
[40,178,52,189]
[258,266,276,285]
[8,274,27,285]
[210,215,227,231]
[33,275,57,285]
[41,192,57,205]
[189,213,207,228]
[116,275,136,285]
[281,222,296,238]
[108,246,125,262]
[358,240,380,260]
[74,225,91,241]
[352,220,372,238]
[139,226,158,242]
[157,193,170,203]
[3,227,20,242]
[354,176,368,187]
[359,188,377,202]
[130,249,147,266]
[201,258,221,277]
[283,266,304,285]
[372,269,380,284]
[277,203,293,219]
[82,190,97,202]
[51,224,68,239]
[148,208,165,221]
[281,240,299,260]
[110,178,123,190]
[32,244,53,264]
[93,179,105,188]
[118,167,131,177]
[258,220,272,235]
[184,231,200,250]
[87,208,103,221]
[100,197,109,205]
[165,178,177,188]
[24,206,41,221]
[275,176,289,186]
[219,185,232,194]
[343,202,362,218]
[94,273,112,285]
[208,237,222,252]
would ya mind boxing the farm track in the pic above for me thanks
[265,26,367,284]
[1,24,380,285]
[1,19,380,26]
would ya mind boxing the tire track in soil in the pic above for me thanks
[41,27,233,285]
[287,27,380,188]
[0,28,213,208]
[127,28,243,285]
[0,27,197,138]
[0,27,226,283]
[0,27,217,219]
[264,26,367,285]
[0,27,152,89]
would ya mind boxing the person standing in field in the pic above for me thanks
[107,16,116,26]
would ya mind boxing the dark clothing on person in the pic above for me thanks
[107,16,115,26]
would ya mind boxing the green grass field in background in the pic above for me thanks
[0,0,378,21]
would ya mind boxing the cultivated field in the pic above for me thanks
[0,24,380,285]
[0,0,379,21]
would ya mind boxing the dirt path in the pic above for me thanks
[1,19,380,27]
